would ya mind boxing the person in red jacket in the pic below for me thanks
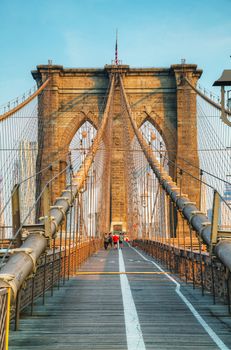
[112,234,119,249]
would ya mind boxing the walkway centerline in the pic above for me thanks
[119,248,146,350]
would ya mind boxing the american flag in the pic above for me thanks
[115,30,118,65]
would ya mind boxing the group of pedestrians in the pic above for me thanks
[104,232,124,250]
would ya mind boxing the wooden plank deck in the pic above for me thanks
[9,245,231,350]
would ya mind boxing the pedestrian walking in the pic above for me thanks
[104,233,109,250]
[119,233,124,249]
[112,234,119,249]
[108,232,113,248]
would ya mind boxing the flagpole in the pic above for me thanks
[115,29,118,65]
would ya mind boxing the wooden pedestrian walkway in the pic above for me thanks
[9,245,231,350]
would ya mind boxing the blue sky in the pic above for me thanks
[0,0,230,105]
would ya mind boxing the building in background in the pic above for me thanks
[223,180,231,204]
[220,178,231,230]
[18,140,38,224]
[0,175,5,239]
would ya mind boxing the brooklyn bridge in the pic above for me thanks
[0,62,231,349]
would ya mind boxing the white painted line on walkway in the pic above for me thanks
[132,246,230,350]
[119,248,146,350]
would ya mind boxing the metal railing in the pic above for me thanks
[0,288,11,350]
[134,239,231,313]
[10,237,102,330]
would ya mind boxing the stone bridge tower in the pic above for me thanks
[32,63,202,232]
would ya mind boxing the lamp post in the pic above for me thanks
[227,90,231,110]
[213,70,231,126]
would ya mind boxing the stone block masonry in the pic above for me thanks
[32,63,202,235]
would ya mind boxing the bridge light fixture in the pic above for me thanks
[150,132,156,141]
[227,90,231,110]
[213,70,231,125]
[81,130,87,139]
[141,191,149,207]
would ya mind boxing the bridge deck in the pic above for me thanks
[9,245,231,350]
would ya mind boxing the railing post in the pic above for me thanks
[199,169,203,211]
[198,237,205,296]
[11,184,21,247]
[42,253,47,305]
[210,190,220,255]
[43,184,51,243]
[63,217,68,285]
[14,288,22,331]
[51,238,56,296]
[189,225,195,289]
[30,275,35,316]
[68,205,73,280]
[221,86,225,120]
[4,288,11,350]
[58,224,63,289]
[226,269,231,314]
[211,257,216,305]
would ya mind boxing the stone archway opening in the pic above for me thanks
[128,120,171,240]
[68,120,107,238]
[139,114,176,179]
[69,120,97,173]
[140,120,169,172]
